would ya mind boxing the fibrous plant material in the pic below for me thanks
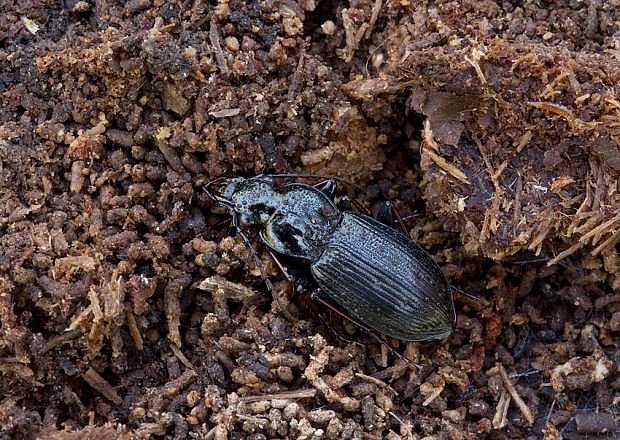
[1,1,619,439]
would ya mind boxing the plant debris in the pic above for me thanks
[1,1,619,439]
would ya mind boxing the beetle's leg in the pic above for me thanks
[337,195,371,215]
[231,214,294,320]
[322,312,366,348]
[309,290,365,347]
[376,201,408,235]
[313,179,338,199]
[267,249,295,282]
[336,195,352,211]
[310,291,423,369]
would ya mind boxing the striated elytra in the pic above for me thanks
[205,174,456,342]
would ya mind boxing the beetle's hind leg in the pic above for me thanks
[336,195,371,215]
[376,201,409,235]
[310,290,423,369]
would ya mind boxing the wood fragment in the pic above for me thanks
[287,53,305,102]
[162,368,198,398]
[422,121,470,184]
[103,269,124,321]
[512,174,522,234]
[171,343,195,370]
[492,389,510,429]
[422,384,444,406]
[89,287,103,322]
[464,48,487,84]
[209,20,229,74]
[491,160,508,181]
[579,211,620,245]
[82,367,123,405]
[510,53,536,72]
[573,211,604,237]
[365,0,383,39]
[238,389,317,403]
[67,304,93,331]
[341,9,370,62]
[515,130,532,154]
[499,364,535,426]
[197,276,259,304]
[592,160,605,212]
[41,329,83,354]
[546,241,584,267]
[575,412,617,434]
[355,372,399,395]
[568,180,593,235]
[126,311,143,350]
[528,218,554,253]
[591,228,620,256]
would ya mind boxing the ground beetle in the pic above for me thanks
[205,174,456,343]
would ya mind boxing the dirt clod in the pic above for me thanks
[1,1,619,438]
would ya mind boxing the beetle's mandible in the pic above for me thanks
[205,174,456,342]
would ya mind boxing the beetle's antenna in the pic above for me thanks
[451,285,478,301]
[264,173,362,191]
[203,176,227,197]
[231,213,294,320]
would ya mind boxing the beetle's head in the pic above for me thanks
[205,176,281,225]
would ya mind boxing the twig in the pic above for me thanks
[126,311,143,350]
[40,329,83,354]
[499,364,535,425]
[492,389,510,429]
[238,389,317,403]
[422,384,444,406]
[355,372,399,395]
[209,20,229,75]
[422,121,470,184]
[546,241,584,267]
[171,343,195,370]
[364,0,383,39]
[82,367,123,405]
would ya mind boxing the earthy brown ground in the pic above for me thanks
[1,1,619,439]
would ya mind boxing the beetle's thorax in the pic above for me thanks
[230,180,342,261]
[260,184,342,260]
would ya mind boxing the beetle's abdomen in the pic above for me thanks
[311,212,455,341]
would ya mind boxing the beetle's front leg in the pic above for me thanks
[313,179,337,199]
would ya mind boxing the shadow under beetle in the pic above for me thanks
[205,174,456,343]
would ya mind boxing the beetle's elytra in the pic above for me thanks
[205,174,456,342]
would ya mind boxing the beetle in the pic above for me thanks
[204,174,456,343]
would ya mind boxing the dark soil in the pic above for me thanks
[1,1,619,439]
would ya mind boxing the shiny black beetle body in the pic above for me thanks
[206,175,456,342]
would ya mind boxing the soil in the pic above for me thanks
[1,1,619,439]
